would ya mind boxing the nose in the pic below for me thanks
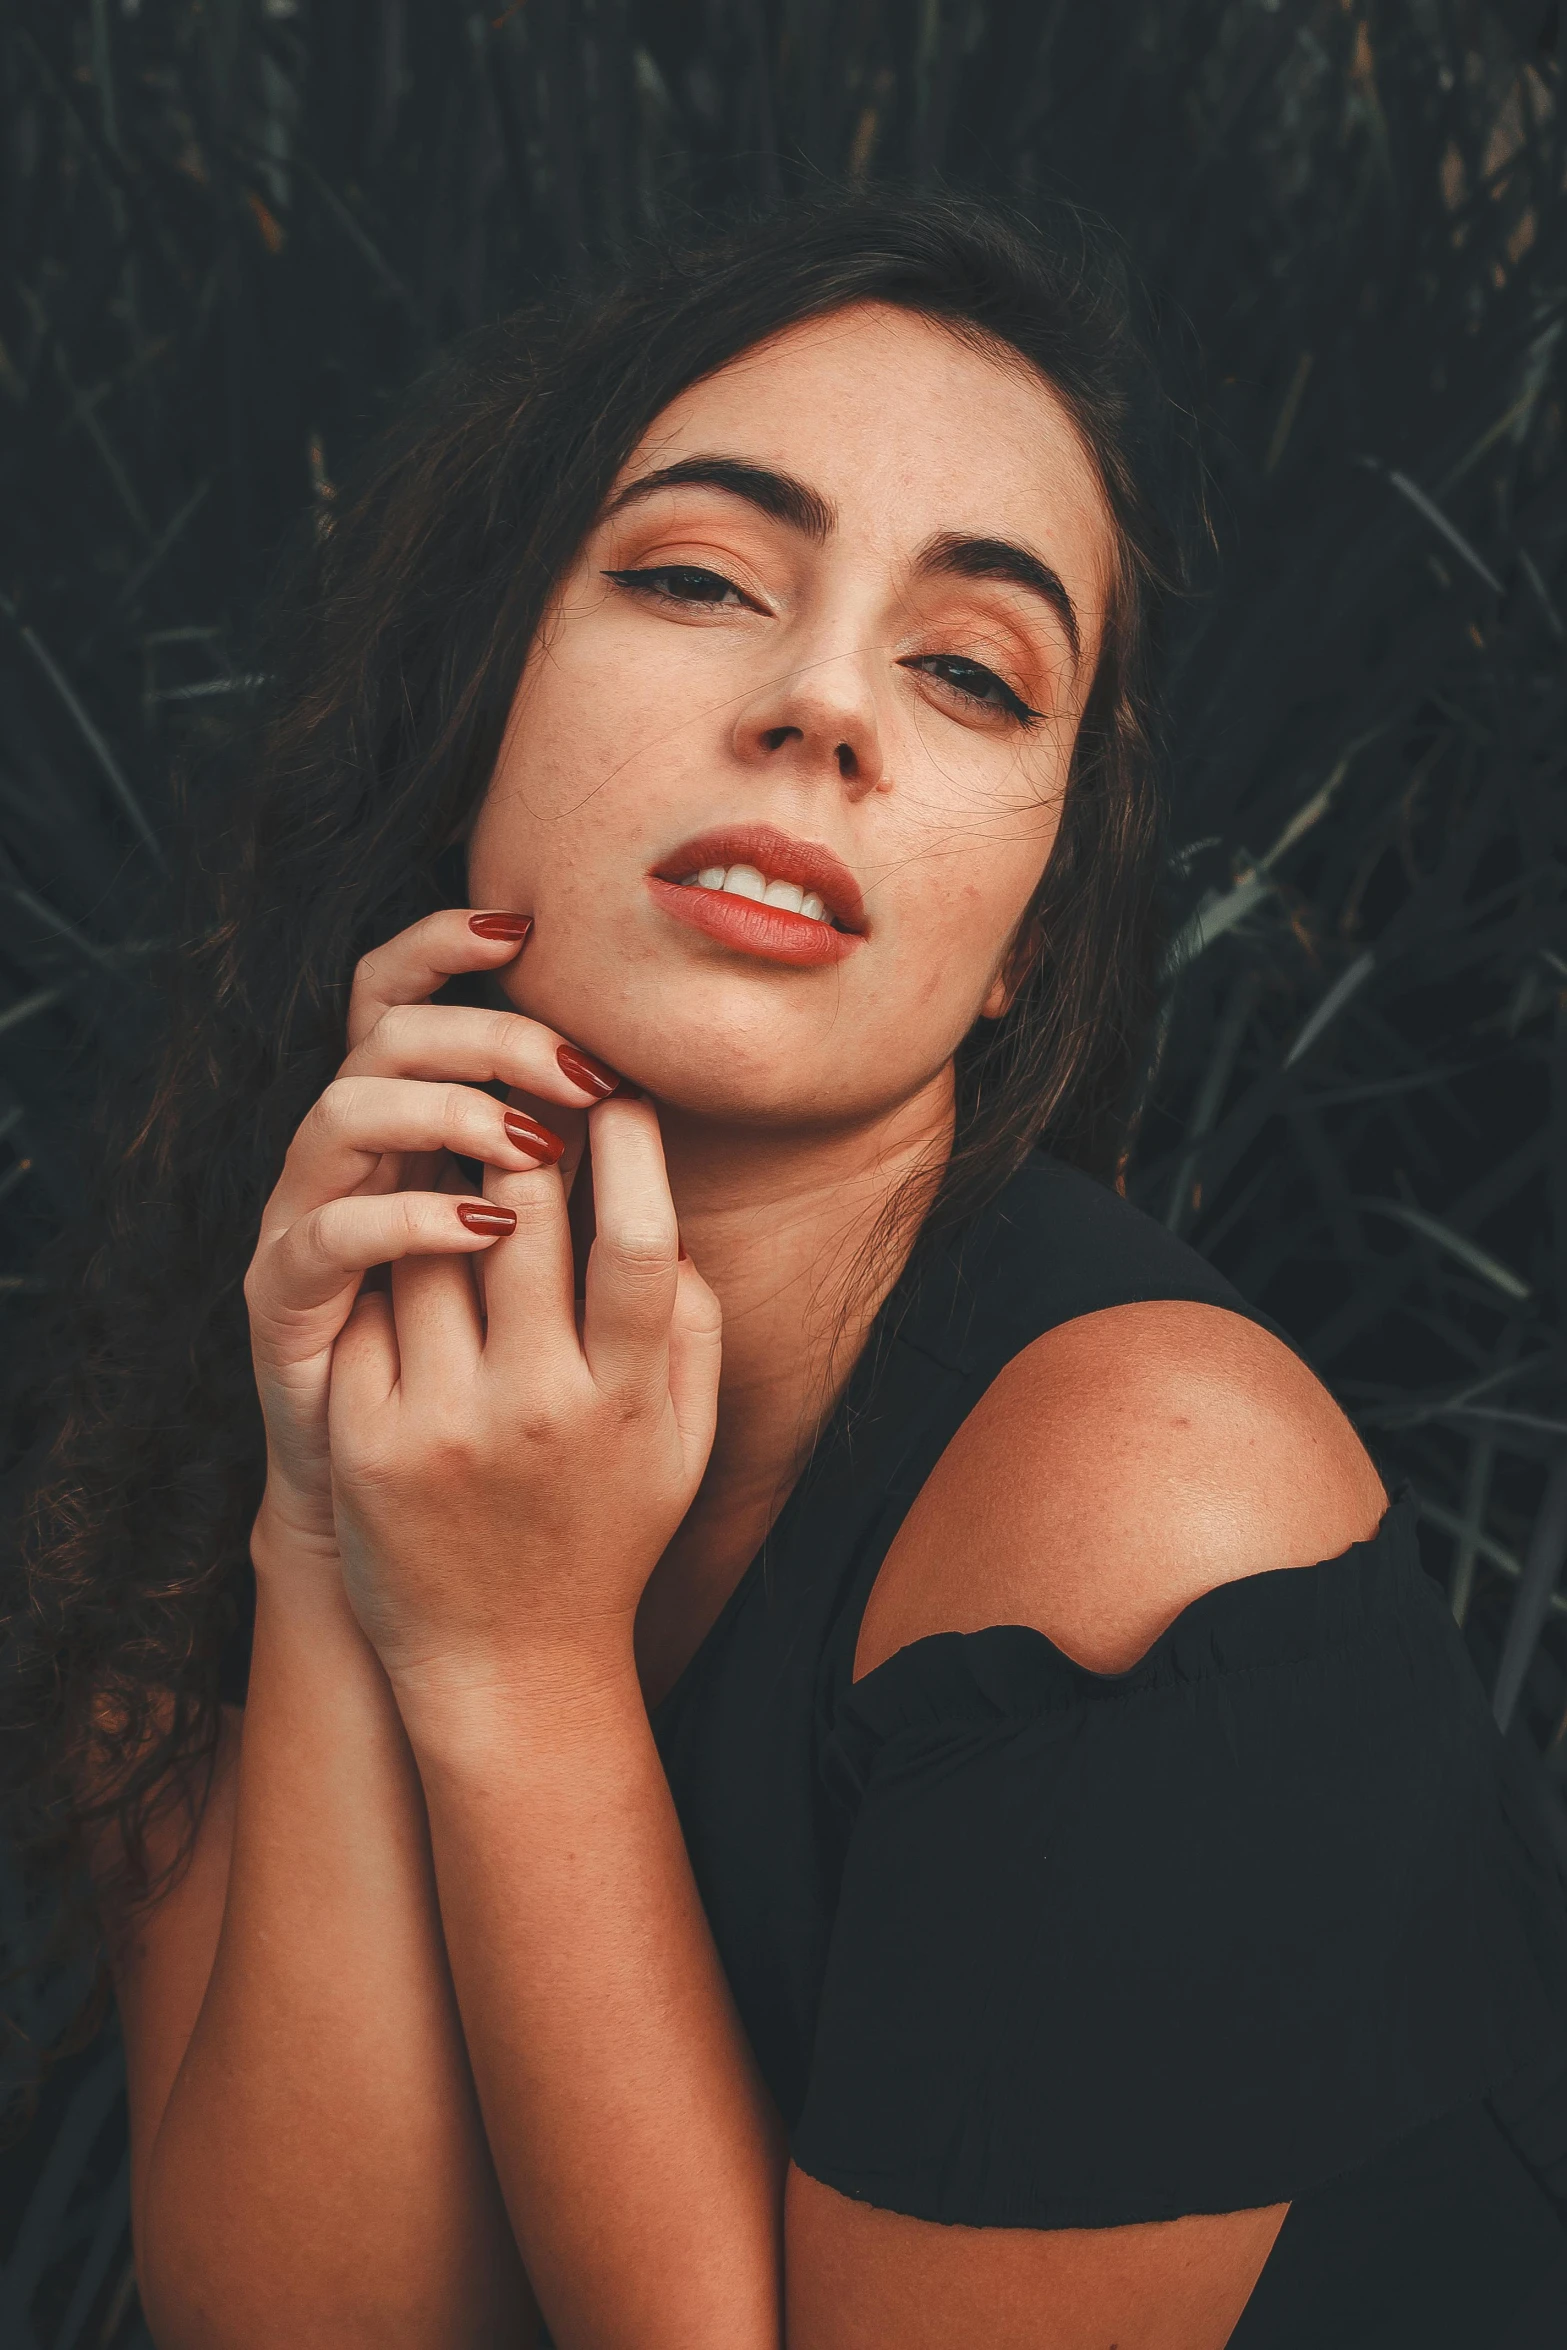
[729,645,887,802]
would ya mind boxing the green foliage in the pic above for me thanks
[1,2,1564,2338]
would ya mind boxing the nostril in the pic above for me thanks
[836,741,858,781]
[761,724,800,753]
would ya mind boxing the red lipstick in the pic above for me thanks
[647,824,866,970]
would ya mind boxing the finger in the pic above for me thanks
[257,1191,518,1334]
[346,909,533,1052]
[667,1256,723,1479]
[342,1001,620,1113]
[475,1155,579,1380]
[390,1250,484,1397]
[579,1096,680,1401]
[265,1075,566,1229]
[504,1088,588,1202]
[330,1287,400,1435]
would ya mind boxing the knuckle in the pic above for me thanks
[440,1082,479,1142]
[298,1203,343,1271]
[515,1397,569,1447]
[497,1180,556,1230]
[390,1192,430,1245]
[485,1007,530,1066]
[598,1223,676,1279]
[374,1002,421,1061]
[351,949,384,1001]
[308,1077,359,1143]
[413,1415,483,1476]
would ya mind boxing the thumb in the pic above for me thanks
[667,1254,722,1481]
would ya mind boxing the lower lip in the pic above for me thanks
[646,878,862,968]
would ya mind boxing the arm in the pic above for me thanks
[402,1654,788,2350]
[328,1091,784,2350]
[108,909,620,2348]
[120,1541,533,2350]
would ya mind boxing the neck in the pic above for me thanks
[632,1068,954,1701]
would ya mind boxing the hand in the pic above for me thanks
[324,1091,723,1697]
[242,908,621,1567]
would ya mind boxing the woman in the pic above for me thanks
[8,190,1566,2350]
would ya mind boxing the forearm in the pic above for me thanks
[401,1646,787,2350]
[139,1542,531,2350]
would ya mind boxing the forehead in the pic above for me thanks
[615,301,1113,592]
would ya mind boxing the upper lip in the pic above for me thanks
[653,825,867,933]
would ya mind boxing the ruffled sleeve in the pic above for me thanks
[791,1501,1567,2228]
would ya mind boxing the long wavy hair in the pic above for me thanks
[2,185,1181,1986]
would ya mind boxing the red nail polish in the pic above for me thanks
[469,912,532,941]
[556,1043,621,1098]
[503,1110,565,1165]
[456,1201,517,1235]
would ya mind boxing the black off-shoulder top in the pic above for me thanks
[218,1149,1567,2340]
[647,1152,1567,2348]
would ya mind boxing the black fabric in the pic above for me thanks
[216,1148,1567,2336]
[794,1517,1567,2227]
[648,1151,1567,2342]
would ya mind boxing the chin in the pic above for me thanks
[625,1040,846,1127]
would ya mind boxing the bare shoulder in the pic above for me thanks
[854,1300,1388,1682]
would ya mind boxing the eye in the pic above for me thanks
[901,653,1043,728]
[601,564,757,611]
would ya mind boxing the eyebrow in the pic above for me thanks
[600,455,1081,666]
[600,456,836,542]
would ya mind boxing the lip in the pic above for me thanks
[648,824,867,971]
[653,825,866,927]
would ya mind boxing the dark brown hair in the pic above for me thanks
[2,184,1178,1983]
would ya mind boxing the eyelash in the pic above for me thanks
[600,564,1044,729]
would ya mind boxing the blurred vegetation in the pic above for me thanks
[1,1,1565,2340]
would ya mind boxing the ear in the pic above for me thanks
[980,908,1045,1022]
[979,967,1013,1021]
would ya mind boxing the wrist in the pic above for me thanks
[386,1625,642,1760]
[251,1487,344,1587]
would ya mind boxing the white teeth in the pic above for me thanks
[681,863,835,923]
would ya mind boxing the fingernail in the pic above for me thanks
[469,912,532,941]
[503,1109,565,1165]
[456,1201,517,1235]
[556,1043,621,1098]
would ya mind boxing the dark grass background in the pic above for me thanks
[2,2,1566,2341]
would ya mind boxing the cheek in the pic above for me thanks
[467,648,659,902]
[861,861,1041,1080]
[490,651,634,830]
[918,874,1021,1002]
[882,764,1059,972]
[476,606,748,874]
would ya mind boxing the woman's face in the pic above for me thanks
[468,300,1114,1132]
